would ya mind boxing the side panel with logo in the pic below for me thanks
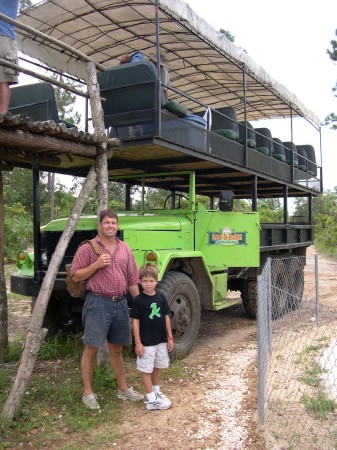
[194,205,260,270]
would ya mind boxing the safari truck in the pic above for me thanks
[3,0,322,357]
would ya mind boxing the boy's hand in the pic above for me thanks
[135,342,144,357]
[168,340,174,352]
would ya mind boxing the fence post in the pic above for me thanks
[315,253,320,326]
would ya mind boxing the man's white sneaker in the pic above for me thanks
[82,393,101,410]
[117,387,144,402]
[146,393,172,411]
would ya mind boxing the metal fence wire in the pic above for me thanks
[257,251,337,450]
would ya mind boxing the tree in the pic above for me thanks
[257,198,283,223]
[325,29,337,130]
[219,28,235,43]
[50,73,82,126]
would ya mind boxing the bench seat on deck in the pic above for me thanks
[97,61,166,133]
[9,82,74,127]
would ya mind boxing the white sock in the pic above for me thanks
[146,392,156,402]
[152,385,160,394]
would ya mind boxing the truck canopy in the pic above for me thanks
[16,0,320,126]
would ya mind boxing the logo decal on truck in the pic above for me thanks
[208,228,246,246]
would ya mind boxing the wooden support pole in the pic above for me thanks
[0,171,8,362]
[86,61,108,212]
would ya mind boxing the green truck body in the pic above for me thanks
[11,172,263,357]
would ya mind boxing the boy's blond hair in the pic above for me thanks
[139,263,159,281]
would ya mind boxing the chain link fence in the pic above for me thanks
[258,250,337,449]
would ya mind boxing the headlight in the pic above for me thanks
[41,251,48,266]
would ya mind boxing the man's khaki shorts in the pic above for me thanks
[0,36,19,84]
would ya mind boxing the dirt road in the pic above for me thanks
[113,304,265,450]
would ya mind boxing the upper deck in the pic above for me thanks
[0,0,322,199]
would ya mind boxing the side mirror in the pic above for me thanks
[219,191,234,212]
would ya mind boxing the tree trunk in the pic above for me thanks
[48,172,55,221]
[0,165,97,422]
[0,171,8,362]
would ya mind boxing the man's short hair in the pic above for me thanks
[139,263,159,281]
[99,209,118,223]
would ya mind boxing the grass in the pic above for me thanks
[301,393,337,421]
[295,340,337,422]
[0,333,191,449]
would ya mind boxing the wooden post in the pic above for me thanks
[86,62,108,211]
[0,171,8,362]
[0,166,98,422]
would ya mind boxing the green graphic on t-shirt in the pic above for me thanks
[149,302,161,319]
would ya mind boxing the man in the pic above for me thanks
[71,209,143,410]
[0,0,20,113]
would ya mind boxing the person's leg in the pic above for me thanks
[142,371,154,394]
[0,82,10,113]
[81,345,98,396]
[108,342,128,391]
[151,367,161,388]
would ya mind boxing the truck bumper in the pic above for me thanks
[10,274,67,297]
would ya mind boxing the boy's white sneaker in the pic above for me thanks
[146,393,172,411]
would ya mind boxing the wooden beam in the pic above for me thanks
[0,128,97,157]
[0,149,61,166]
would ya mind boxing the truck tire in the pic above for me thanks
[157,271,201,359]
[241,277,257,319]
[241,259,291,320]
[271,259,289,320]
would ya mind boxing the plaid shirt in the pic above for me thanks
[70,236,139,297]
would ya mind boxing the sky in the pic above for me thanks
[185,0,337,191]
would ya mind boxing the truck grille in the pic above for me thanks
[43,230,124,271]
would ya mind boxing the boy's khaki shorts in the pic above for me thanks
[136,342,170,373]
[0,36,19,84]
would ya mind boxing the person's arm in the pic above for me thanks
[128,284,140,298]
[132,318,144,356]
[165,314,174,352]
[72,253,110,283]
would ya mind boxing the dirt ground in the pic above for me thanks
[6,246,337,449]
[7,291,265,449]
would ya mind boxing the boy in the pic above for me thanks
[130,263,174,410]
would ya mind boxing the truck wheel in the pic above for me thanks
[157,271,201,359]
[241,277,257,319]
[271,259,289,320]
[287,258,304,310]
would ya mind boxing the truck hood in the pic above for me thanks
[40,213,192,232]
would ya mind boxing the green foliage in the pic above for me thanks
[50,73,82,126]
[258,198,283,223]
[37,332,84,360]
[292,189,337,257]
[325,29,337,129]
[219,28,235,42]
[4,203,33,260]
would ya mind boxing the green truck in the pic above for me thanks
[11,171,310,357]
